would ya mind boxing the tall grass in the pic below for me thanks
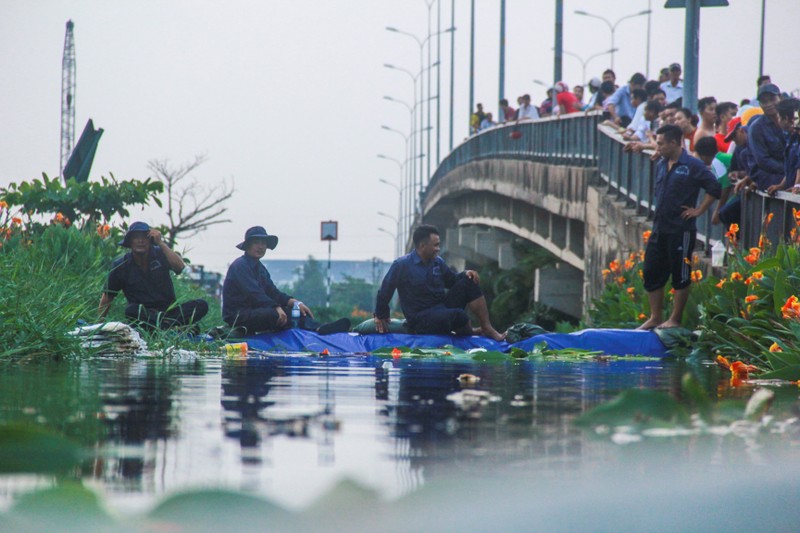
[0,222,222,359]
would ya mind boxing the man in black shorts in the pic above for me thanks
[638,124,721,330]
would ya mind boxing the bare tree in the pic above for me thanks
[148,155,235,248]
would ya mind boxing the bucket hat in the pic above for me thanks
[119,221,151,248]
[236,226,278,251]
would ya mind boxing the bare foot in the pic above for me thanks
[636,317,662,331]
[656,319,682,329]
[482,327,507,341]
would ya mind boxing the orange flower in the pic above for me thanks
[626,287,635,297]
[638,269,643,279]
[765,212,774,225]
[96,224,111,239]
[642,230,651,244]
[794,207,800,223]
[391,347,402,358]
[54,212,64,223]
[669,288,675,295]
[624,259,635,270]
[616,276,626,284]
[11,217,22,225]
[602,268,611,278]
[781,295,800,320]
[609,260,621,274]
[690,270,703,282]
[745,295,758,303]
[749,247,761,258]
[725,223,739,244]
[744,254,758,265]
[769,342,782,353]
[0,200,8,209]
[716,354,760,380]
[715,279,726,289]
[684,257,691,265]
[638,313,647,320]
[730,272,743,281]
[751,271,764,280]
[758,235,770,249]
[320,348,330,355]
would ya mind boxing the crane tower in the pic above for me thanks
[60,20,76,176]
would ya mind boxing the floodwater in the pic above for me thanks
[1,352,799,529]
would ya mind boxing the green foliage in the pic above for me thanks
[588,223,800,378]
[0,423,85,473]
[1,173,162,224]
[479,240,568,330]
[0,212,221,359]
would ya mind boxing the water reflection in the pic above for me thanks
[0,354,797,513]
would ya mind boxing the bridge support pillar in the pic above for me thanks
[534,262,583,319]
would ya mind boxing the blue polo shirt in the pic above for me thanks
[747,114,787,190]
[222,254,292,324]
[375,251,458,321]
[106,246,177,310]
[606,85,635,119]
[653,150,721,233]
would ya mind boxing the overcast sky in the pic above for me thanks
[2,0,799,274]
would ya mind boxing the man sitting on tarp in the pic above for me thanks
[222,226,350,335]
[373,224,505,340]
[98,221,208,330]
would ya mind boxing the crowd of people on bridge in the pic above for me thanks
[471,63,800,329]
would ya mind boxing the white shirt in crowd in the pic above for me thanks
[660,80,683,104]
[517,104,540,121]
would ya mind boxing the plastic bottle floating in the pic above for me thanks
[224,342,248,357]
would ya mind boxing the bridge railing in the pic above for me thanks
[596,124,724,254]
[427,111,603,194]
[425,112,800,255]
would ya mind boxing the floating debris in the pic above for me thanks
[456,373,480,384]
[68,322,148,356]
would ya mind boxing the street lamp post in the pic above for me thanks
[386,25,455,189]
[379,126,409,255]
[377,211,400,257]
[557,48,619,85]
[384,60,440,219]
[574,9,651,71]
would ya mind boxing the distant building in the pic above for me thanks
[261,258,388,287]
[185,264,223,299]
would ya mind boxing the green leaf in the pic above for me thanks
[0,423,84,473]
[574,389,689,427]
[756,364,800,380]
[680,373,712,422]
[470,350,510,362]
[509,347,529,359]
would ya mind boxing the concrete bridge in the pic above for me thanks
[419,112,723,319]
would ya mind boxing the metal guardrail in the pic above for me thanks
[425,111,800,257]
[740,190,800,250]
[426,111,602,194]
[596,124,723,254]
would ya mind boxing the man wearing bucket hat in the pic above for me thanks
[99,221,209,330]
[222,226,350,335]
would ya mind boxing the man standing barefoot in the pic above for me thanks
[637,125,721,330]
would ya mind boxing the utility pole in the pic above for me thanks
[499,0,506,120]
[468,0,475,137]
[554,0,563,83]
[60,20,76,178]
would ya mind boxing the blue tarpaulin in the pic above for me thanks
[240,328,669,357]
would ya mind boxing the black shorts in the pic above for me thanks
[642,230,696,292]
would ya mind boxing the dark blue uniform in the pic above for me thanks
[718,141,754,227]
[223,254,294,332]
[644,150,721,292]
[747,114,787,190]
[106,245,208,329]
[374,251,482,334]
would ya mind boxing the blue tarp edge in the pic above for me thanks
[239,328,669,357]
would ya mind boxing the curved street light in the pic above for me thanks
[556,47,618,85]
[574,9,650,70]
